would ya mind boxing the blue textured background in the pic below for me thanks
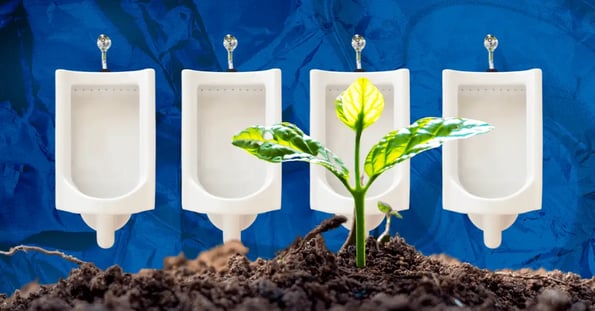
[1,0,594,294]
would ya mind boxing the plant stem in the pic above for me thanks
[354,129,362,192]
[353,127,366,268]
[354,190,366,267]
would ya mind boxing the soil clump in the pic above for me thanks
[1,216,593,310]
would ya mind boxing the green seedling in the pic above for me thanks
[376,201,402,245]
[232,77,493,267]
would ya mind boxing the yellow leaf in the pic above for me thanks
[335,77,384,132]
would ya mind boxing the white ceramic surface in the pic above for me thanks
[442,69,542,248]
[309,69,411,232]
[181,69,282,242]
[55,69,156,248]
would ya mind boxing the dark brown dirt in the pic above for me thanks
[1,216,594,310]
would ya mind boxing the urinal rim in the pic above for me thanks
[310,68,410,74]
[310,176,409,216]
[61,175,151,202]
[56,68,156,78]
[187,169,278,202]
[447,175,539,202]
[442,68,542,77]
[181,68,282,77]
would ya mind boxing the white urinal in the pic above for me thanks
[442,69,542,248]
[55,69,155,249]
[310,69,410,232]
[181,69,282,242]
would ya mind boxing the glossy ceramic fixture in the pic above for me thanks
[181,69,282,242]
[55,69,156,248]
[442,69,543,248]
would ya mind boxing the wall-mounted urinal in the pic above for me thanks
[310,69,410,232]
[181,36,282,242]
[181,69,282,242]
[55,67,156,248]
[442,58,542,248]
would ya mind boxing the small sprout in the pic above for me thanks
[377,201,402,245]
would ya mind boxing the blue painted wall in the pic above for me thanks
[1,0,594,294]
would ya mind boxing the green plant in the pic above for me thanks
[376,201,402,245]
[232,77,493,267]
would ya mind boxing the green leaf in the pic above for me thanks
[377,201,392,214]
[365,117,494,179]
[390,210,403,219]
[232,122,349,182]
[377,201,403,219]
[335,77,384,132]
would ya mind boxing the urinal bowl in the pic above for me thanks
[309,69,411,232]
[442,69,542,248]
[55,69,156,248]
[181,69,282,242]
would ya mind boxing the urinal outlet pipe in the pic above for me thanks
[222,214,242,242]
[468,213,518,249]
[482,215,502,248]
[81,213,131,249]
[96,214,116,249]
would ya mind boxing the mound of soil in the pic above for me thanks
[1,216,594,310]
